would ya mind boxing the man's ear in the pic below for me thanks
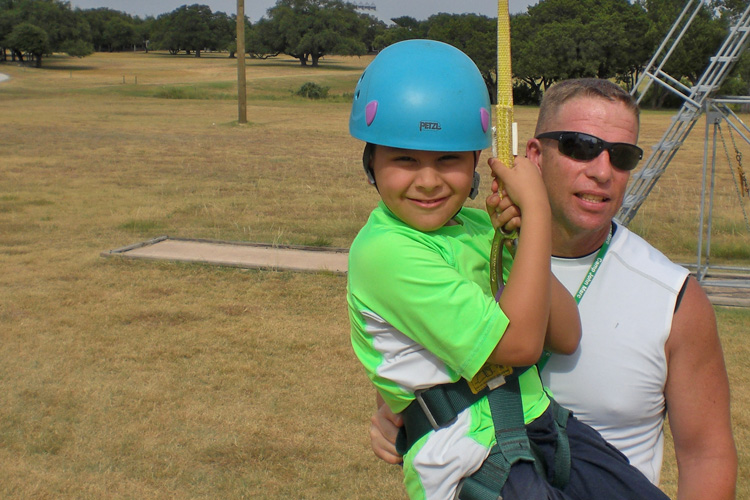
[526,138,543,174]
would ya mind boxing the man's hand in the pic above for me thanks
[370,401,404,464]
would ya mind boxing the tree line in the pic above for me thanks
[1,0,748,105]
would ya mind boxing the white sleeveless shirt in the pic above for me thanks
[545,223,689,485]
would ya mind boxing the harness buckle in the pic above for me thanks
[414,388,442,430]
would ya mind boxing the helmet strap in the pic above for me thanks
[362,143,377,187]
[469,151,480,200]
[469,171,480,200]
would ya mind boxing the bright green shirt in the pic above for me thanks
[348,201,549,420]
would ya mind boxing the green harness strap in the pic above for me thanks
[397,368,531,453]
[397,378,571,499]
[550,399,571,489]
[456,378,535,500]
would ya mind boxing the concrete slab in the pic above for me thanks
[102,236,348,275]
[102,237,750,307]
[695,273,750,308]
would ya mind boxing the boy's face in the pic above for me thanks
[370,146,476,232]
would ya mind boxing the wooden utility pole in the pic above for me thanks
[236,0,247,124]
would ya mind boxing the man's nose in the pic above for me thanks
[585,150,615,183]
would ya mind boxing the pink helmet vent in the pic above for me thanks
[480,108,490,133]
[365,100,378,126]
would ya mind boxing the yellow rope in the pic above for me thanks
[490,0,515,296]
[496,0,514,170]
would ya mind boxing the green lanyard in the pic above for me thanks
[538,224,613,372]
[573,225,613,304]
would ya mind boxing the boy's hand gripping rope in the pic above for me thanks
[490,0,516,297]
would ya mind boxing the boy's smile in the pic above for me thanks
[370,146,476,232]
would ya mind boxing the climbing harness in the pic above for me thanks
[397,374,572,499]
[397,368,530,453]
[401,4,570,497]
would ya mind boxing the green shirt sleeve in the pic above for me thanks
[348,205,510,381]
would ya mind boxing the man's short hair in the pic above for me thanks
[535,78,640,136]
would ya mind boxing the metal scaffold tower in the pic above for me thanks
[617,0,750,282]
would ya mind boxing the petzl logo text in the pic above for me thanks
[419,121,441,131]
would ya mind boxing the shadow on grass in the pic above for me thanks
[42,63,99,71]
[248,57,368,72]
[0,60,98,72]
[37,54,100,71]
[147,51,235,60]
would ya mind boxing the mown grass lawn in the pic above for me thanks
[1,51,748,499]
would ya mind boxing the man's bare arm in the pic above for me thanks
[665,277,737,500]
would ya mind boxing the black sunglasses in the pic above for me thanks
[536,131,643,171]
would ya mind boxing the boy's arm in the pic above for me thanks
[486,157,552,367]
[364,278,580,467]
[486,169,580,357]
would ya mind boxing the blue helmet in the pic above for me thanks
[349,39,492,152]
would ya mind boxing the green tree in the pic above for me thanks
[372,16,424,50]
[1,0,93,65]
[423,13,497,100]
[80,8,139,52]
[173,4,212,57]
[246,18,280,59]
[717,2,750,96]
[0,0,22,61]
[81,8,118,51]
[359,12,386,53]
[715,0,748,19]
[135,16,154,52]
[6,21,48,66]
[149,13,180,54]
[59,37,93,57]
[369,14,495,100]
[511,0,650,98]
[23,0,92,55]
[209,10,235,54]
[150,4,218,56]
[639,0,728,107]
[102,17,136,51]
[262,0,368,66]
[370,14,496,100]
[510,12,553,101]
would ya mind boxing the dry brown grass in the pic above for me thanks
[628,108,750,265]
[0,51,747,499]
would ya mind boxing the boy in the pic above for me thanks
[347,40,668,500]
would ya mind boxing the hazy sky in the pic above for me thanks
[67,0,539,23]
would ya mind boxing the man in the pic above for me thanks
[369,78,737,499]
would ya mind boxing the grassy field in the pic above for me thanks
[1,51,748,499]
